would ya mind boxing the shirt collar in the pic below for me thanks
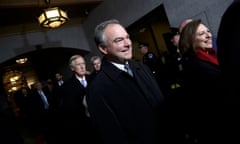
[76,75,86,81]
[111,62,126,72]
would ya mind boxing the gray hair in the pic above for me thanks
[94,19,120,47]
[69,54,84,67]
[90,55,101,64]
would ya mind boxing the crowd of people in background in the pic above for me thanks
[1,1,238,143]
[9,54,102,144]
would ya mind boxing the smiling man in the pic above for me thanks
[86,19,167,144]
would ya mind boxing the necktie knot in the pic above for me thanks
[124,63,133,77]
[58,80,64,86]
[81,79,87,88]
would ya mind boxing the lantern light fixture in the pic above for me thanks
[38,0,69,28]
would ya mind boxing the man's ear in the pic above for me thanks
[98,44,108,55]
[70,66,74,72]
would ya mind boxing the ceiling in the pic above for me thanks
[0,0,104,37]
[0,0,104,82]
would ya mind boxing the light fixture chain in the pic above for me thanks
[45,0,51,7]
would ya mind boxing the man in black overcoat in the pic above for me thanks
[86,19,167,144]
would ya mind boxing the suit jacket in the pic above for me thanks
[28,86,54,136]
[86,58,166,144]
[60,75,92,143]
[52,80,65,110]
[30,87,54,113]
[61,75,89,116]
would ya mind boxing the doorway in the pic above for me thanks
[127,4,171,63]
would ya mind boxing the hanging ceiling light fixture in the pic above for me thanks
[38,0,69,28]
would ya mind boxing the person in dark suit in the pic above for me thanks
[14,87,32,122]
[179,19,223,143]
[86,19,167,144]
[89,55,102,82]
[52,72,65,109]
[59,54,95,144]
[48,72,65,143]
[30,81,54,144]
[138,42,162,75]
[54,72,65,87]
[217,0,240,143]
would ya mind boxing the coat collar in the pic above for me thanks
[101,58,141,80]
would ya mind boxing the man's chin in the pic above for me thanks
[125,55,132,60]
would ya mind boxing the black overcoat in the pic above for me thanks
[86,58,166,144]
